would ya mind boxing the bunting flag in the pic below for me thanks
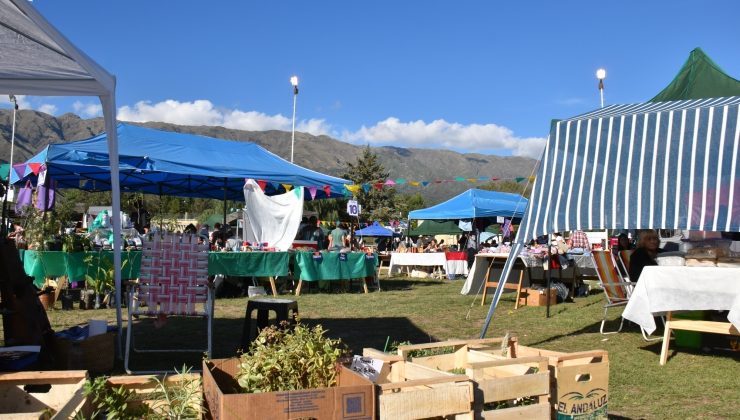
[467,178,477,183]
[293,188,302,198]
[12,163,26,179]
[421,181,430,187]
[373,182,384,190]
[528,176,536,182]
[491,177,499,181]
[281,183,293,192]
[409,181,420,186]
[395,178,407,184]
[384,179,396,185]
[478,176,489,181]
[323,185,331,196]
[345,184,361,194]
[454,177,466,182]
[308,186,318,200]
[256,180,267,192]
[515,177,525,183]
[362,184,371,193]
[28,163,42,175]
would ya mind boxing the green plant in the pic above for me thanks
[78,376,147,420]
[236,322,349,393]
[18,206,62,250]
[84,254,129,295]
[147,365,203,419]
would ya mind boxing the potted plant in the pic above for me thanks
[84,254,128,309]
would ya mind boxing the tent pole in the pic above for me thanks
[546,242,552,318]
[223,179,227,227]
[158,185,163,232]
[0,96,18,238]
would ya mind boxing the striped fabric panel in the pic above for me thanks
[135,233,210,316]
[591,251,626,301]
[516,96,740,244]
[619,250,633,272]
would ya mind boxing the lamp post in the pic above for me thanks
[596,68,606,108]
[290,75,299,163]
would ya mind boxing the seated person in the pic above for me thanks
[424,239,439,253]
[629,230,663,282]
[617,233,634,251]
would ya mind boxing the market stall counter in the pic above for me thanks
[208,251,291,296]
[292,251,377,295]
[19,250,141,287]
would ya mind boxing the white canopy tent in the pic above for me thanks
[0,0,124,349]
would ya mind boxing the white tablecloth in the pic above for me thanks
[446,260,469,276]
[389,252,448,275]
[623,266,740,334]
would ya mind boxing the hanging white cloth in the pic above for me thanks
[242,179,303,251]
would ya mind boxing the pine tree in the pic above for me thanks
[343,146,396,222]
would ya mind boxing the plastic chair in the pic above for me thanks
[125,233,213,373]
[591,250,660,341]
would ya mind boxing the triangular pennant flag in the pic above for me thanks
[515,177,525,183]
[433,179,442,184]
[281,183,293,192]
[362,184,371,193]
[409,181,420,187]
[421,181,430,187]
[12,163,27,180]
[467,178,477,183]
[293,187,302,197]
[384,179,396,185]
[455,177,466,182]
[491,177,499,181]
[345,184,361,194]
[28,163,42,176]
[528,176,536,182]
[478,176,489,181]
[373,182,384,190]
[256,180,267,192]
[323,185,331,196]
[308,186,318,200]
[270,182,281,191]
[395,178,406,185]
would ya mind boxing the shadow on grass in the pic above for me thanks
[120,315,431,372]
[377,278,447,291]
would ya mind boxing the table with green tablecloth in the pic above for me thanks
[292,251,377,295]
[208,251,291,296]
[19,250,141,288]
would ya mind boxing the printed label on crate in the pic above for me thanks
[556,387,608,420]
[350,355,383,382]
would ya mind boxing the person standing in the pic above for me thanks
[328,222,347,252]
[466,233,477,269]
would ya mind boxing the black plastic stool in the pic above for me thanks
[240,298,299,350]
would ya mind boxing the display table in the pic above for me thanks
[622,266,740,365]
[388,252,448,276]
[292,251,377,295]
[19,250,141,287]
[208,251,291,296]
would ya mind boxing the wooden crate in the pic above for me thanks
[52,331,116,374]
[397,339,550,420]
[512,344,609,420]
[104,373,203,417]
[523,287,558,306]
[363,348,474,420]
[0,370,87,419]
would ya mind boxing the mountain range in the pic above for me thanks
[0,110,537,204]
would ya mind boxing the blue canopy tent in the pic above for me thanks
[354,221,394,237]
[481,96,740,337]
[408,189,528,220]
[10,123,351,200]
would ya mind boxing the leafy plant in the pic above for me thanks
[236,321,349,393]
[84,253,129,295]
[147,365,203,419]
[78,376,147,419]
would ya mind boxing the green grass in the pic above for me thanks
[6,278,739,419]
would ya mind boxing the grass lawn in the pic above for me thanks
[6,277,739,419]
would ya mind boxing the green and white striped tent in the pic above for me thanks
[481,95,740,335]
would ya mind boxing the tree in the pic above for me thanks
[342,145,396,222]
[394,193,426,219]
[480,180,533,198]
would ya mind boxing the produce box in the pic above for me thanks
[203,358,375,420]
[508,340,609,420]
[0,370,87,419]
[397,338,550,419]
[362,348,474,420]
[523,287,558,306]
[53,330,115,374]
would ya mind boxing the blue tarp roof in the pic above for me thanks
[408,189,528,220]
[10,123,351,200]
[354,221,394,237]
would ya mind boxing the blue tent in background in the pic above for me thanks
[10,123,351,200]
[408,189,528,220]
[354,221,394,237]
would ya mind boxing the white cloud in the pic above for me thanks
[37,104,58,115]
[118,99,331,135]
[116,99,544,158]
[72,101,103,118]
[342,117,545,158]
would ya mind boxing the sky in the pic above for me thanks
[4,0,740,159]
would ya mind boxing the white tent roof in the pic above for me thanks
[0,0,124,349]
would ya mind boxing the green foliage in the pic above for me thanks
[480,180,533,198]
[342,145,396,223]
[17,206,62,250]
[147,365,203,419]
[83,253,129,294]
[393,192,426,218]
[237,322,349,393]
[80,376,147,420]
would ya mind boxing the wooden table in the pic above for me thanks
[622,266,740,365]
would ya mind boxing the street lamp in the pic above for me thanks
[290,75,299,163]
[596,68,606,108]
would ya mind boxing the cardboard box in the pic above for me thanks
[53,331,115,374]
[524,287,558,306]
[203,358,375,420]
